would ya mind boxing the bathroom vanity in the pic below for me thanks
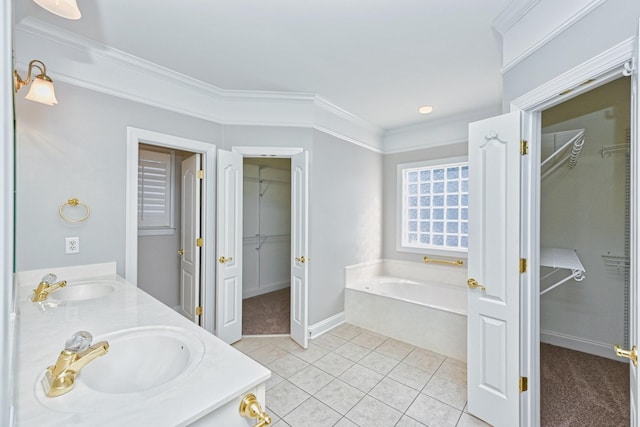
[15,263,270,426]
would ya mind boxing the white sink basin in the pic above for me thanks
[35,326,205,412]
[47,280,122,303]
[81,327,203,393]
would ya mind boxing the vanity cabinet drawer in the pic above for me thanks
[189,384,268,427]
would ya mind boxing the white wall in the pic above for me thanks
[14,81,223,276]
[382,142,468,262]
[540,77,630,352]
[242,159,291,299]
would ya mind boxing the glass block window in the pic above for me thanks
[401,161,468,251]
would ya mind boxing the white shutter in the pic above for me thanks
[138,149,175,234]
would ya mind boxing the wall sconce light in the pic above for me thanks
[33,0,81,20]
[14,60,59,106]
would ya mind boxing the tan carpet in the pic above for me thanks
[541,343,629,427]
[242,287,290,335]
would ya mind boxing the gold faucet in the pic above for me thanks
[43,331,109,397]
[32,273,67,302]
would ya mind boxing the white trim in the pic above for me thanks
[232,146,303,157]
[492,0,541,34]
[125,127,217,333]
[498,0,609,73]
[540,329,622,362]
[14,17,384,153]
[308,312,345,339]
[511,37,634,112]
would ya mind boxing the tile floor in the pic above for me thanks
[232,323,491,427]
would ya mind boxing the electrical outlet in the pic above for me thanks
[65,237,80,254]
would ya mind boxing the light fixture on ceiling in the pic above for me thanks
[33,0,81,20]
[418,105,434,114]
[14,60,59,106]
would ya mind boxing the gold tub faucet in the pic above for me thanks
[43,331,109,397]
[32,273,67,302]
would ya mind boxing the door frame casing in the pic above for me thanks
[125,127,217,333]
[509,38,635,426]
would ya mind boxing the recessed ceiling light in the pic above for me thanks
[418,106,434,114]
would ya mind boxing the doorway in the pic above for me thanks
[538,77,631,425]
[241,157,292,335]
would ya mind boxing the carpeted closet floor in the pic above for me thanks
[242,287,290,335]
[541,343,629,427]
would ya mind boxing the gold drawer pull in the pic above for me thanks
[467,278,486,292]
[239,393,271,427]
[614,344,638,366]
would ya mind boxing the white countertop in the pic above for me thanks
[15,263,270,426]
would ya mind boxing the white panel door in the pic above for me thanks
[216,150,243,344]
[291,151,309,348]
[180,154,201,323]
[467,111,522,426]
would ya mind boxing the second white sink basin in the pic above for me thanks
[47,280,122,303]
[81,326,204,394]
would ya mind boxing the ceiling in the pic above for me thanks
[17,0,509,132]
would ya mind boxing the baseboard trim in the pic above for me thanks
[242,282,290,299]
[309,312,345,339]
[540,329,619,361]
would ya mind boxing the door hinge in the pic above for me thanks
[197,169,204,179]
[520,140,529,155]
[196,306,203,316]
[519,376,528,392]
[196,238,204,247]
[520,258,527,273]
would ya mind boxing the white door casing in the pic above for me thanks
[291,151,309,348]
[216,149,243,344]
[179,154,201,323]
[467,111,522,426]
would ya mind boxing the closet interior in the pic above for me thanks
[539,77,631,426]
[242,157,292,335]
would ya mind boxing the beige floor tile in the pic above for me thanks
[423,375,467,410]
[387,362,434,391]
[333,418,358,427]
[375,338,415,361]
[233,337,270,354]
[334,341,371,362]
[351,331,388,350]
[435,357,467,386]
[396,415,428,427]
[313,333,348,351]
[248,344,289,365]
[369,377,419,412]
[315,378,365,415]
[457,412,492,426]
[346,395,402,427]
[358,351,400,375]
[283,397,342,427]
[406,393,461,427]
[289,343,330,364]
[273,336,304,353]
[266,372,285,390]
[403,347,446,372]
[314,352,355,377]
[268,353,310,378]
[339,364,384,393]
[266,381,310,418]
[266,407,280,424]
[329,323,363,341]
[288,365,334,395]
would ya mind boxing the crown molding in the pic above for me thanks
[383,105,502,154]
[498,0,608,73]
[15,17,384,153]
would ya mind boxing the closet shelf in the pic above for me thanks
[541,129,585,180]
[540,247,586,296]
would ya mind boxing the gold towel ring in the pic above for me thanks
[59,198,90,223]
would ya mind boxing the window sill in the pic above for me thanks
[138,227,176,237]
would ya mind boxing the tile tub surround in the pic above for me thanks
[345,260,467,362]
[15,264,270,426]
[234,324,490,427]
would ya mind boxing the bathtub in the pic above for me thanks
[345,276,467,362]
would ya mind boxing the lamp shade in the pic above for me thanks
[25,75,59,106]
[33,0,81,20]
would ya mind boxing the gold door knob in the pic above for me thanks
[239,393,271,427]
[295,256,306,263]
[218,256,233,264]
[614,344,638,366]
[178,249,184,256]
[467,278,486,292]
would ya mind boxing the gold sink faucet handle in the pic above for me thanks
[239,393,271,427]
[32,273,67,302]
